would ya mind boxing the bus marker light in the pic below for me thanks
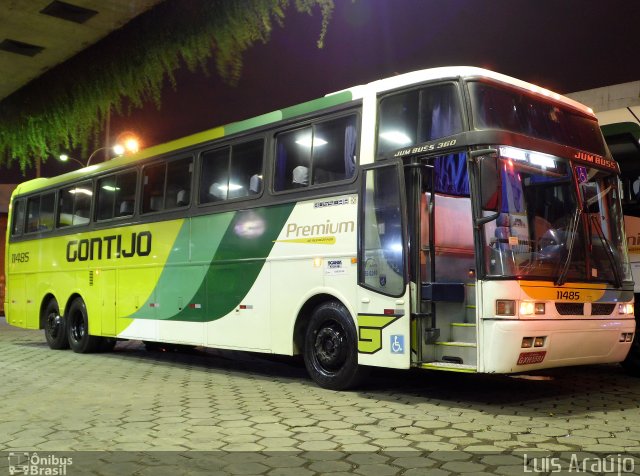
[188,303,201,309]
[521,337,534,348]
[627,333,634,342]
[535,303,545,314]
[620,333,627,342]
[534,336,545,347]
[384,309,395,316]
[496,300,515,316]
[351,257,358,264]
[313,258,322,267]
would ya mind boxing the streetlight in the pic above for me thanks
[58,134,141,168]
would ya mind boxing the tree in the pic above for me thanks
[0,0,334,171]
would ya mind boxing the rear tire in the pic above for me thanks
[303,301,368,390]
[67,298,102,353]
[43,299,69,350]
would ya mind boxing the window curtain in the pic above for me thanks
[344,124,357,178]
[434,153,469,196]
[275,142,287,190]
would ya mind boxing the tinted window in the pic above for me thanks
[274,115,358,191]
[468,81,607,156]
[143,158,192,213]
[201,140,264,203]
[58,181,92,227]
[26,193,55,233]
[378,84,463,156]
[11,200,25,236]
[97,170,137,220]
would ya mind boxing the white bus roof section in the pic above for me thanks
[331,66,596,118]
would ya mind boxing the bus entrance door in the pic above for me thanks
[416,153,477,371]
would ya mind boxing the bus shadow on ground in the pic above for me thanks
[12,334,640,416]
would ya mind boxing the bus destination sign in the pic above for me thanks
[573,151,618,172]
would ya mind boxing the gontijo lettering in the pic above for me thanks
[66,231,152,262]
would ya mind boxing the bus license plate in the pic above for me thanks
[517,351,546,365]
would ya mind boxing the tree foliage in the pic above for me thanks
[0,0,334,171]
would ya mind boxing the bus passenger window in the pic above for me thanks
[143,163,166,213]
[166,157,192,209]
[378,84,462,157]
[27,194,55,233]
[201,147,230,203]
[274,115,358,191]
[229,139,263,198]
[11,200,25,236]
[59,181,92,227]
[274,127,312,191]
[97,170,137,220]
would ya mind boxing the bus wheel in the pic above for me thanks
[43,299,69,350]
[303,301,368,390]
[67,298,102,353]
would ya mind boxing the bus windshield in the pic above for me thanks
[483,147,632,284]
[468,81,608,156]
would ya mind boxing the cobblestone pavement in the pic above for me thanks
[1,316,640,475]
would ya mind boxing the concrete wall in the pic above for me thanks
[567,81,640,112]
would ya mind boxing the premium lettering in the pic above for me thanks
[66,231,152,262]
[286,220,355,238]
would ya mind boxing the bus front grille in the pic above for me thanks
[555,303,584,315]
[591,303,616,316]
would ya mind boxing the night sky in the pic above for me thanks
[13,0,640,180]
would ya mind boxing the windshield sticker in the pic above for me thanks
[575,165,588,183]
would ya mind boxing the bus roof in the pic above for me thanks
[14,66,594,196]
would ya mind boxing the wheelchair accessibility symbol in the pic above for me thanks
[390,335,404,354]
[575,165,588,183]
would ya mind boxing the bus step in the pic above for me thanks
[420,362,476,373]
[434,341,477,366]
[451,323,476,342]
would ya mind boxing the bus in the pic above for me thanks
[4,67,636,390]
[596,106,640,372]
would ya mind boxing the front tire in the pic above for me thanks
[43,299,69,350]
[303,301,368,390]
[67,298,102,353]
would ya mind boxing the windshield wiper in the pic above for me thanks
[555,207,582,287]
[589,214,622,288]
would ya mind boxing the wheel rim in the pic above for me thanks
[46,312,61,339]
[70,311,85,343]
[313,320,347,373]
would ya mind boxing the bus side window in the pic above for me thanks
[165,157,193,209]
[229,139,263,198]
[143,163,166,213]
[201,147,230,203]
[59,181,92,227]
[11,200,25,236]
[274,115,358,191]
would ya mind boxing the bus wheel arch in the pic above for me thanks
[41,295,69,350]
[297,295,368,390]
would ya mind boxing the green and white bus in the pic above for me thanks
[596,105,640,371]
[5,67,636,389]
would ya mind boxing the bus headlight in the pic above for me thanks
[519,301,546,316]
[618,303,634,315]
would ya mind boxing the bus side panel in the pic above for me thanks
[98,269,116,336]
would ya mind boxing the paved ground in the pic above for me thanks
[1,316,640,475]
